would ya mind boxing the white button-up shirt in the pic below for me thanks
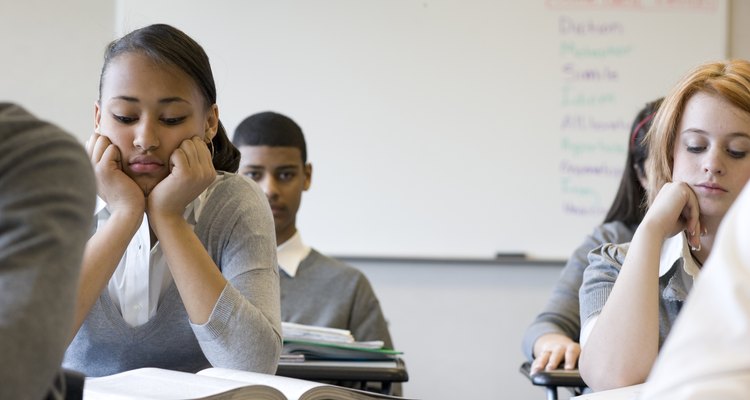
[95,175,224,327]
[276,231,311,278]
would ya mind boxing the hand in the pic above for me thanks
[85,132,145,214]
[531,333,581,374]
[641,182,702,250]
[147,136,216,219]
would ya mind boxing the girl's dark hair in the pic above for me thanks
[603,97,664,225]
[98,23,240,172]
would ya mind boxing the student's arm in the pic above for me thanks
[578,183,701,391]
[72,133,145,336]
[150,139,280,372]
[523,221,634,373]
[146,137,226,324]
[188,175,282,373]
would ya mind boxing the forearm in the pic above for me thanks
[151,214,227,324]
[191,282,282,373]
[580,227,663,390]
[72,211,141,337]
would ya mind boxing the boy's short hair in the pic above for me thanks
[232,111,307,163]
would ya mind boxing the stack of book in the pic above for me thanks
[281,322,402,361]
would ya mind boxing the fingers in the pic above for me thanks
[85,133,97,157]
[89,134,115,165]
[169,144,189,172]
[195,136,214,166]
[101,142,122,168]
[564,343,581,370]
[679,184,702,250]
[530,352,550,375]
[531,343,581,374]
[172,137,212,170]
[546,348,565,371]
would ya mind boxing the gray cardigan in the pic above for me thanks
[521,221,635,360]
[579,241,690,348]
[65,173,282,377]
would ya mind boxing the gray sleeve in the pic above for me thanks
[0,104,96,399]
[521,222,634,360]
[578,242,629,327]
[191,175,282,374]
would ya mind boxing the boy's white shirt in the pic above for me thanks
[95,175,225,327]
[579,232,700,347]
[276,230,311,278]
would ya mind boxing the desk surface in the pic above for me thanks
[276,358,409,383]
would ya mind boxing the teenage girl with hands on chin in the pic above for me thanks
[578,59,750,391]
[64,24,281,376]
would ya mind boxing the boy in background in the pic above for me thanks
[232,111,394,348]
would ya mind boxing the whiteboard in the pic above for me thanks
[116,0,727,259]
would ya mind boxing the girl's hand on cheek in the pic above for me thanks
[148,136,216,218]
[641,182,702,248]
[85,132,145,214]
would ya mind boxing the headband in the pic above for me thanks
[630,112,656,149]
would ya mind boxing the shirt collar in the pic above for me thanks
[659,232,701,279]
[277,231,311,277]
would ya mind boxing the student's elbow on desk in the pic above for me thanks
[579,347,649,392]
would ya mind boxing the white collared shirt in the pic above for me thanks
[276,231,311,278]
[580,233,700,346]
[96,174,224,327]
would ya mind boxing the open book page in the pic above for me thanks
[572,383,643,400]
[199,368,411,400]
[198,368,323,400]
[83,367,286,400]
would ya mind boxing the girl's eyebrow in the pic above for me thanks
[681,128,750,139]
[111,95,190,104]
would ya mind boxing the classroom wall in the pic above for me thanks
[730,0,750,59]
[2,2,750,400]
[352,259,565,399]
[0,0,113,143]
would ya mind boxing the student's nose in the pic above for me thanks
[704,149,726,175]
[260,176,279,200]
[132,119,159,151]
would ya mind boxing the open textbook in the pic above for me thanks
[83,367,413,400]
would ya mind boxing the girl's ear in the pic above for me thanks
[94,101,102,133]
[205,104,219,141]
